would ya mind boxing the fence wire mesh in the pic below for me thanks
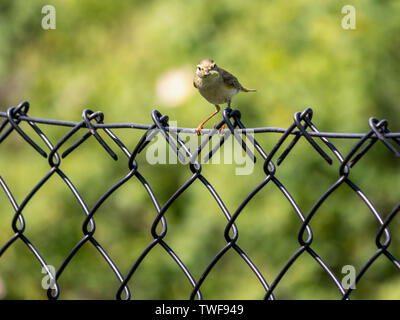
[0,101,399,300]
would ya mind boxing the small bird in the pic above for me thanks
[193,58,256,135]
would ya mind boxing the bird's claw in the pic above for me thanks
[196,126,203,136]
[214,124,225,134]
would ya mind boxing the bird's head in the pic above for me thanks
[196,59,219,79]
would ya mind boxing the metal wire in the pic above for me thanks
[0,100,399,300]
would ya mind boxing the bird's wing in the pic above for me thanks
[193,79,198,88]
[220,68,242,90]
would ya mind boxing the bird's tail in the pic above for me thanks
[241,87,256,92]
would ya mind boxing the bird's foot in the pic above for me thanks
[214,123,225,134]
[196,125,203,136]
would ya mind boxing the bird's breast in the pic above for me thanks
[198,81,239,105]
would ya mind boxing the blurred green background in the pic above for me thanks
[0,0,399,299]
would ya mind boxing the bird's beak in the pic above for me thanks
[203,70,210,76]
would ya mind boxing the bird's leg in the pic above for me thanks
[218,100,232,134]
[196,105,220,136]
[213,122,225,134]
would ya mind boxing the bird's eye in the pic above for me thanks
[197,66,201,71]
[212,64,216,68]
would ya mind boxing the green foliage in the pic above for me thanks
[0,0,399,299]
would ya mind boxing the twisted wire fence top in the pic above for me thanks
[0,101,399,300]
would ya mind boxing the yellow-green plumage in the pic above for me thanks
[193,58,256,135]
[193,59,255,106]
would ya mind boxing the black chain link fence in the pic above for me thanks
[0,101,399,300]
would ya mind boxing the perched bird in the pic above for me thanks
[193,58,256,135]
